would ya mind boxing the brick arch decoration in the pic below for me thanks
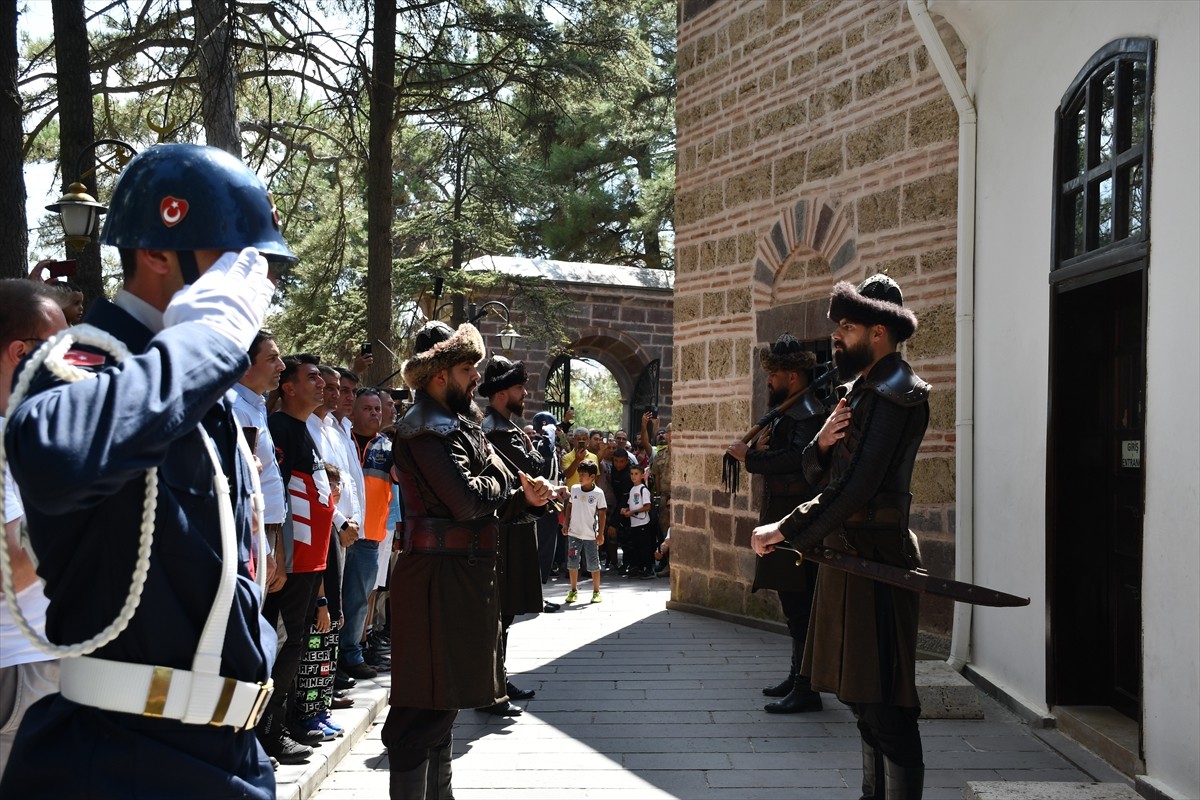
[751,197,858,310]
[749,197,859,348]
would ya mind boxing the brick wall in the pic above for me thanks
[673,0,963,649]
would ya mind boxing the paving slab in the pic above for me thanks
[964,781,1141,800]
[311,574,1135,800]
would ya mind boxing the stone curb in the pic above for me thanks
[276,678,389,800]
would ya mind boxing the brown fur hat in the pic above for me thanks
[477,355,529,397]
[402,321,485,389]
[759,333,817,373]
[828,274,918,342]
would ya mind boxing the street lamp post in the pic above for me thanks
[432,296,522,356]
[45,139,137,247]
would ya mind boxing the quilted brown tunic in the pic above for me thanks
[390,392,541,710]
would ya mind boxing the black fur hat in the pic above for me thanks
[759,333,817,373]
[827,274,918,342]
[401,321,485,389]
[477,354,529,397]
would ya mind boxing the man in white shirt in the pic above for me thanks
[231,330,286,588]
[307,367,364,555]
[0,280,67,779]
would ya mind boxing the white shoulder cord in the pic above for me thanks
[0,324,266,662]
[0,326,155,657]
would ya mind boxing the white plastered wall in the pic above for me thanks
[932,3,1199,797]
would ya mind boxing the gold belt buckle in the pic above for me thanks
[241,680,274,731]
[143,666,173,717]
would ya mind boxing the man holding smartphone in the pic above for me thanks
[561,428,598,489]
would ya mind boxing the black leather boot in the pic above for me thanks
[882,756,924,800]
[859,739,884,799]
[425,739,454,800]
[390,760,429,800]
[764,673,823,713]
[762,655,795,697]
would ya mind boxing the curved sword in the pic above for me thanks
[772,543,1029,607]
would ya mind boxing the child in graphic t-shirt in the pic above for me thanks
[561,461,607,604]
[621,464,656,578]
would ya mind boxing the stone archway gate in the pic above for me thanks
[463,256,674,432]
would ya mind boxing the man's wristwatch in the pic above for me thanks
[316,596,329,608]
[340,521,350,531]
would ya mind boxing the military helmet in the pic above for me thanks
[100,143,297,263]
[532,411,558,430]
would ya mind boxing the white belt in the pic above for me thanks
[60,656,273,732]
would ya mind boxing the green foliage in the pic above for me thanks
[570,359,623,431]
[18,0,676,355]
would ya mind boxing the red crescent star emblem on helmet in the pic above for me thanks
[160,197,189,227]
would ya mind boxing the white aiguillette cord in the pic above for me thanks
[0,325,267,675]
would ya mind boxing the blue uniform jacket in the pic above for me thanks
[1,299,276,799]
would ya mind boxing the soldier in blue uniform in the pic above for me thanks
[1,143,294,799]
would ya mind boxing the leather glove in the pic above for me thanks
[163,247,274,350]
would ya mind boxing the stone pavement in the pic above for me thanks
[303,575,1131,800]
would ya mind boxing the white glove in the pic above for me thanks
[163,247,274,351]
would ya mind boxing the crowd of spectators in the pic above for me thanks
[2,265,672,774]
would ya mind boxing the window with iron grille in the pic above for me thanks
[1053,39,1153,277]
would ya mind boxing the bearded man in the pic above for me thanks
[752,274,931,800]
[477,355,558,716]
[386,322,553,799]
[727,334,826,714]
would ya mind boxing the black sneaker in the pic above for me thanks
[261,733,313,765]
[290,722,327,746]
[364,649,391,670]
[341,661,378,680]
[366,630,392,654]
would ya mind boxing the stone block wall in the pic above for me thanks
[673,0,964,649]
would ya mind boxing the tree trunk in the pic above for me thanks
[365,0,396,386]
[636,147,662,271]
[0,0,28,279]
[51,0,102,301]
[195,0,240,155]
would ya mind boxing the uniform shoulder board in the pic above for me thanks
[62,349,107,369]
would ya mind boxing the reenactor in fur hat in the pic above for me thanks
[752,274,930,799]
[386,322,553,798]
[477,355,560,716]
[727,333,826,714]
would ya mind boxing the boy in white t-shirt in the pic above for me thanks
[620,463,657,578]
[561,461,607,604]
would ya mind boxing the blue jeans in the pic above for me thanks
[338,538,380,666]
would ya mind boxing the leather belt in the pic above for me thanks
[844,507,905,525]
[404,519,499,556]
[60,656,273,732]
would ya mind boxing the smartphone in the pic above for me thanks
[242,426,259,450]
[650,406,659,419]
[48,259,77,279]
[360,341,372,357]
